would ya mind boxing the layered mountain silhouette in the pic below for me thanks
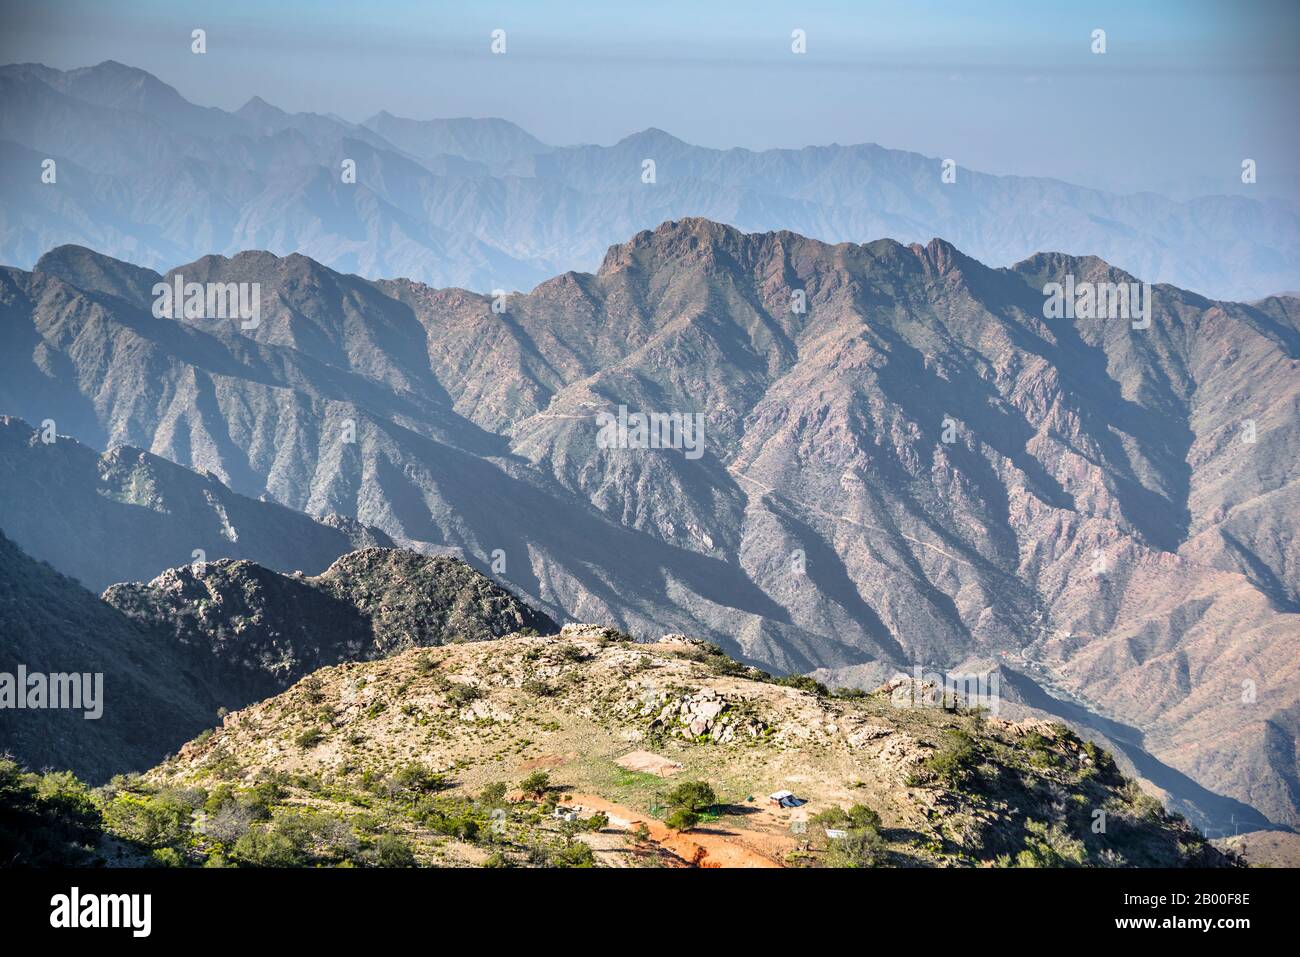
[0,529,553,780]
[0,415,391,591]
[2,60,1298,300]
[0,220,1296,836]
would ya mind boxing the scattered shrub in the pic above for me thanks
[824,827,886,868]
[294,727,324,749]
[371,833,417,867]
[665,808,700,831]
[665,780,716,813]
[926,729,979,787]
[444,683,482,708]
[774,674,830,696]
[391,763,446,794]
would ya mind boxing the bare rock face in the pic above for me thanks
[644,687,766,743]
[2,220,1297,832]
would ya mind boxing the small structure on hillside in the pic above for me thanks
[768,789,806,808]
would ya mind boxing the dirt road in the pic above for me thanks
[568,793,794,868]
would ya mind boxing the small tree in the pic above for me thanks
[665,780,716,813]
[847,804,882,831]
[478,781,508,806]
[519,771,551,800]
[392,763,445,794]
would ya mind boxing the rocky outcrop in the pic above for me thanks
[102,548,557,707]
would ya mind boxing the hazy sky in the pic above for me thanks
[2,0,1296,203]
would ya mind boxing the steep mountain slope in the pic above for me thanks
[0,222,1296,835]
[1,60,1296,300]
[0,530,215,780]
[114,627,1228,868]
[0,415,392,591]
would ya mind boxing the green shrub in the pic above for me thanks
[1122,780,1166,822]
[665,780,716,813]
[550,840,595,867]
[814,803,882,832]
[1014,819,1087,867]
[479,781,509,806]
[926,729,979,787]
[204,782,235,814]
[415,796,482,840]
[102,791,192,847]
[1020,732,1058,768]
[519,771,551,799]
[294,727,324,749]
[391,763,446,794]
[665,808,700,831]
[846,804,882,830]
[232,826,302,867]
[824,827,886,868]
[151,846,186,867]
[445,683,483,707]
[372,833,417,867]
[0,761,104,866]
[774,674,830,696]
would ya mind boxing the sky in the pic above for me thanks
[1,0,1297,203]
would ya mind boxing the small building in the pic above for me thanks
[553,806,578,822]
[824,828,849,840]
[768,789,806,808]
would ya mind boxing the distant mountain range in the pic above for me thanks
[2,60,1298,301]
[1,219,1296,835]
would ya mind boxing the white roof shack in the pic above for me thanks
[824,828,849,840]
[768,789,807,808]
